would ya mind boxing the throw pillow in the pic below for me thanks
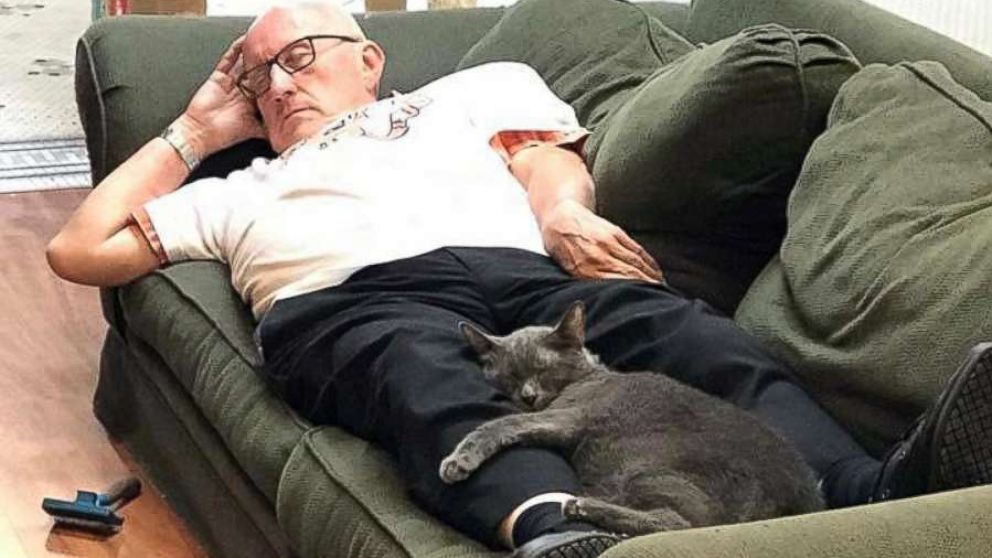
[589,24,861,314]
[455,0,695,131]
[735,61,992,453]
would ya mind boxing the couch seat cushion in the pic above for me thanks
[735,61,992,452]
[590,24,860,314]
[455,0,694,131]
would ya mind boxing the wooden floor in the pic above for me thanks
[0,189,207,557]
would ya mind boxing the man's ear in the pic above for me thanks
[359,40,386,97]
[460,321,498,355]
[551,301,586,348]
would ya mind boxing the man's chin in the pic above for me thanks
[274,125,318,154]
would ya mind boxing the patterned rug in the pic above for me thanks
[0,0,90,192]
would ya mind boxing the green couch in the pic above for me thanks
[75,1,992,557]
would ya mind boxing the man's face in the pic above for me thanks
[242,8,382,153]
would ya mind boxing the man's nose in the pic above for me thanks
[268,64,297,97]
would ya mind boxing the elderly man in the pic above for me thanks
[48,2,992,557]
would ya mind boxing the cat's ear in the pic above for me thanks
[551,301,586,348]
[460,321,498,355]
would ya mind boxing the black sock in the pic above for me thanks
[510,501,597,548]
[820,455,883,508]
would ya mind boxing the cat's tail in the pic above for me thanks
[563,497,692,537]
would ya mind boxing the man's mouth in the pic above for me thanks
[283,107,313,121]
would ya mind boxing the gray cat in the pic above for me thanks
[439,302,824,535]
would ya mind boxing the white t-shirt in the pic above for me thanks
[132,62,588,319]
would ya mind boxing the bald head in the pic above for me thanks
[247,1,365,40]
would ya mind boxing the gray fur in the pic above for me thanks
[442,302,825,535]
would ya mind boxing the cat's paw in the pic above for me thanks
[562,497,587,519]
[439,452,476,484]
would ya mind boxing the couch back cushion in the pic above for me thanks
[588,24,860,314]
[735,61,992,452]
[687,0,992,101]
[455,0,694,131]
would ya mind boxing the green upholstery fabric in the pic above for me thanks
[590,24,860,313]
[456,0,694,130]
[736,61,992,452]
[117,262,307,502]
[599,485,992,558]
[686,0,992,101]
[277,428,500,558]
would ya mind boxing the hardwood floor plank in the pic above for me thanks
[0,189,208,558]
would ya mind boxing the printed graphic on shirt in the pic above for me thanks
[284,93,434,155]
[358,93,433,141]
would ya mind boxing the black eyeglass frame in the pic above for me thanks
[236,34,362,99]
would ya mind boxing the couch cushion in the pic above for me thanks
[118,262,309,502]
[735,61,992,452]
[600,485,992,558]
[277,427,500,558]
[455,0,695,131]
[589,24,860,314]
[686,0,992,101]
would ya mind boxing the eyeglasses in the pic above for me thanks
[236,34,362,99]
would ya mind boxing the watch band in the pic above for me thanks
[160,124,201,171]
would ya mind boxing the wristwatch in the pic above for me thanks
[160,124,201,171]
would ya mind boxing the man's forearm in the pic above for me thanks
[510,144,595,231]
[47,115,202,283]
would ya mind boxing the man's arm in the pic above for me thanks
[47,35,264,286]
[510,143,664,283]
[47,118,197,285]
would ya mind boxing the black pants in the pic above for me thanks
[258,247,869,546]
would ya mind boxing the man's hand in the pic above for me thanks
[509,143,664,283]
[541,199,664,283]
[180,35,267,158]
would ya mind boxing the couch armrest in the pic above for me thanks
[603,484,992,558]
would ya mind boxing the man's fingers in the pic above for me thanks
[589,256,658,283]
[596,271,652,282]
[605,236,662,281]
[217,35,247,75]
[615,231,664,279]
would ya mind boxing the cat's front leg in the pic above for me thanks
[439,410,581,484]
[564,497,692,536]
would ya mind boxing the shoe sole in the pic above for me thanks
[930,342,992,490]
[511,532,621,558]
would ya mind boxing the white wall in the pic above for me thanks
[860,0,991,55]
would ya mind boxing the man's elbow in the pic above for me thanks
[46,234,86,284]
[46,235,111,286]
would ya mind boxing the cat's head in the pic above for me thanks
[459,302,599,410]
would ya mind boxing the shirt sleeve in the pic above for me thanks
[129,172,250,265]
[455,62,590,163]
